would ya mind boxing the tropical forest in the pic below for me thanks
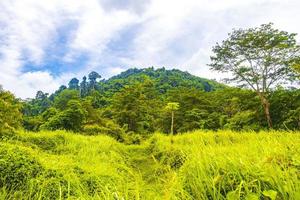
[0,10,300,200]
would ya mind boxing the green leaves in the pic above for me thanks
[165,102,180,112]
[209,23,300,92]
[209,23,300,128]
[245,193,259,200]
[226,191,240,200]
[54,89,80,110]
[110,79,161,133]
[0,89,22,131]
[262,190,278,200]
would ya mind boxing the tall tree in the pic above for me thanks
[80,76,88,97]
[88,71,101,91]
[165,102,179,135]
[209,23,300,128]
[54,89,80,110]
[35,91,47,100]
[111,78,161,133]
[41,100,87,131]
[68,78,79,90]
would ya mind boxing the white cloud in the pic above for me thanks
[125,0,300,80]
[0,0,63,98]
[0,0,137,98]
[17,71,61,98]
[64,0,138,63]
[0,0,299,98]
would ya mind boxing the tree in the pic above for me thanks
[80,76,88,97]
[41,100,87,131]
[68,78,79,90]
[60,100,87,131]
[269,88,300,130]
[0,87,22,131]
[164,87,211,132]
[35,91,47,100]
[209,23,300,128]
[165,102,179,135]
[54,89,80,110]
[111,78,161,133]
[88,71,101,91]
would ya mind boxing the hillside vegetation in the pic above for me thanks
[102,67,225,94]
[20,67,299,136]
[0,130,299,199]
[0,23,300,200]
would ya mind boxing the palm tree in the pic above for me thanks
[165,102,180,135]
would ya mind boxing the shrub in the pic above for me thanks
[23,116,43,131]
[225,110,260,131]
[83,121,125,141]
[0,89,22,132]
[23,134,66,152]
[0,127,18,140]
[82,124,106,135]
[0,144,43,190]
[123,132,143,145]
[153,148,187,169]
[41,100,87,132]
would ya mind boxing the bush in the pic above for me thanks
[281,108,300,130]
[225,110,260,131]
[155,148,187,169]
[83,121,125,141]
[0,90,22,131]
[123,132,143,145]
[82,124,106,135]
[23,116,43,131]
[148,137,187,170]
[0,127,19,140]
[41,100,87,132]
[0,144,43,190]
[23,134,66,152]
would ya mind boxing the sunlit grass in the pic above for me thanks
[0,130,299,199]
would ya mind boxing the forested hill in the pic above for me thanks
[2,66,296,137]
[102,67,225,94]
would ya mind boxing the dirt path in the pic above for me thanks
[124,145,174,200]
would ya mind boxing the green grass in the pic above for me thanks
[0,130,299,199]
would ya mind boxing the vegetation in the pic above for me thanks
[0,86,22,133]
[20,67,299,135]
[165,102,180,135]
[209,23,300,128]
[0,130,299,199]
[0,23,299,199]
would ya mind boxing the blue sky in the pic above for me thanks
[0,0,299,98]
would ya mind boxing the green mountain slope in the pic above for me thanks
[99,67,225,95]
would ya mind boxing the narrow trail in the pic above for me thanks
[124,145,176,199]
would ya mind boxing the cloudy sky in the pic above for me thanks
[0,0,299,98]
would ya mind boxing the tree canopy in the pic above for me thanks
[209,23,300,128]
[0,87,22,132]
[18,66,299,136]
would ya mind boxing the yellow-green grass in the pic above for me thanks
[0,130,299,199]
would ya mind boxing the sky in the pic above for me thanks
[0,0,299,98]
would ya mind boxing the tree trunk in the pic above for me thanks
[171,111,174,135]
[259,94,273,128]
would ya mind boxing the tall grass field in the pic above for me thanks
[0,130,299,199]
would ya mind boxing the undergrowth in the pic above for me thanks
[0,130,299,199]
